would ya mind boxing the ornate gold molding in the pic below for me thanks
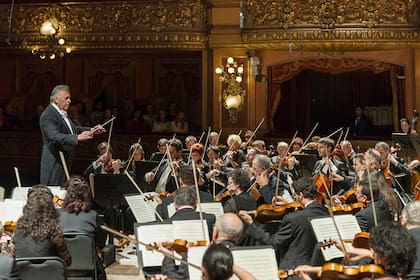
[0,0,209,50]
[241,0,420,51]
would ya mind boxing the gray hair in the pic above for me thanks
[174,187,196,207]
[375,141,390,151]
[403,201,420,226]
[50,85,70,103]
[215,213,243,241]
[254,154,271,169]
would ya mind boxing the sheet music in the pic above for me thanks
[125,194,157,223]
[187,246,207,280]
[12,186,64,200]
[310,214,361,261]
[0,199,26,223]
[167,202,224,218]
[173,220,209,241]
[230,246,277,280]
[136,223,174,268]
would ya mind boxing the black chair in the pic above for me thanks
[16,256,67,280]
[64,233,97,280]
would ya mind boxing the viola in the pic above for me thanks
[3,221,17,232]
[318,232,370,250]
[146,239,210,254]
[313,172,331,203]
[330,202,366,215]
[338,189,357,204]
[244,201,303,224]
[279,262,384,279]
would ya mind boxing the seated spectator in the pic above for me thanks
[143,104,156,129]
[152,109,170,133]
[170,111,188,133]
[126,108,149,131]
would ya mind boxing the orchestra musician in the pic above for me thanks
[155,165,213,220]
[208,131,220,147]
[354,169,394,232]
[400,117,417,135]
[400,201,420,278]
[271,141,301,181]
[83,142,121,178]
[295,222,416,280]
[225,134,246,169]
[145,138,186,193]
[126,142,145,174]
[375,141,411,193]
[10,185,72,266]
[222,169,257,213]
[239,177,328,271]
[251,154,290,204]
[240,130,254,152]
[0,224,20,280]
[150,138,169,161]
[312,137,353,195]
[251,140,268,156]
[189,143,208,187]
[184,135,197,152]
[205,145,228,192]
[211,213,244,248]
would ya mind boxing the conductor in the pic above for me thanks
[40,85,106,186]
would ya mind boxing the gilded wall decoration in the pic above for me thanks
[0,0,208,49]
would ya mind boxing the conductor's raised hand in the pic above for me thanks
[91,124,106,134]
[77,130,93,141]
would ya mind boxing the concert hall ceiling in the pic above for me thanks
[0,0,420,52]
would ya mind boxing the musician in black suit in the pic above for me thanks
[145,138,186,193]
[355,169,392,232]
[240,177,328,270]
[39,85,105,186]
[400,201,420,278]
[155,165,213,220]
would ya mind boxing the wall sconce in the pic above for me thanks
[215,57,246,123]
[31,20,71,60]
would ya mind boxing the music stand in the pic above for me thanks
[392,133,418,161]
[135,161,160,192]
[294,153,319,177]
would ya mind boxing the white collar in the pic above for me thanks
[51,103,67,117]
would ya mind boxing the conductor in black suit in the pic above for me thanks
[240,177,328,270]
[39,85,105,186]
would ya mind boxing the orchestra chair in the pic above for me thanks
[15,256,67,280]
[64,233,97,280]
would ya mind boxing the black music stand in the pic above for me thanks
[92,174,138,233]
[135,160,160,192]
[294,153,319,177]
[391,133,418,161]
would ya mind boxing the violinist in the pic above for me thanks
[251,154,290,204]
[184,135,197,151]
[150,138,168,161]
[83,142,121,178]
[145,138,186,193]
[271,141,301,181]
[295,222,416,280]
[354,169,394,232]
[125,142,145,175]
[222,169,257,213]
[239,177,328,271]
[312,137,353,196]
[205,145,227,193]
[400,117,417,135]
[375,141,411,193]
[225,134,246,169]
[155,165,213,220]
[251,140,268,156]
[189,143,208,188]
[212,213,244,248]
[290,137,304,153]
[240,130,254,152]
[340,140,356,172]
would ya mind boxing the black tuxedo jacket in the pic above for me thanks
[247,201,328,269]
[355,199,392,232]
[167,207,216,240]
[39,103,89,185]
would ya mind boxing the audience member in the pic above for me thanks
[170,111,188,133]
[152,109,170,132]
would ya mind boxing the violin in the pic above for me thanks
[318,232,370,250]
[3,221,17,232]
[244,201,303,224]
[53,195,64,207]
[213,190,233,202]
[337,189,357,204]
[330,202,366,215]
[144,191,175,201]
[146,239,210,254]
[279,263,384,280]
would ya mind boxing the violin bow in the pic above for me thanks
[150,147,169,182]
[274,130,298,198]
[59,151,70,181]
[100,224,200,270]
[124,137,142,173]
[13,167,22,188]
[366,167,378,227]
[192,160,207,241]
[104,118,114,159]
[222,129,243,161]
[166,144,181,190]
[323,193,348,258]
[325,127,343,139]
[216,129,222,145]
[201,127,212,162]
[298,122,319,153]
[124,170,163,221]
